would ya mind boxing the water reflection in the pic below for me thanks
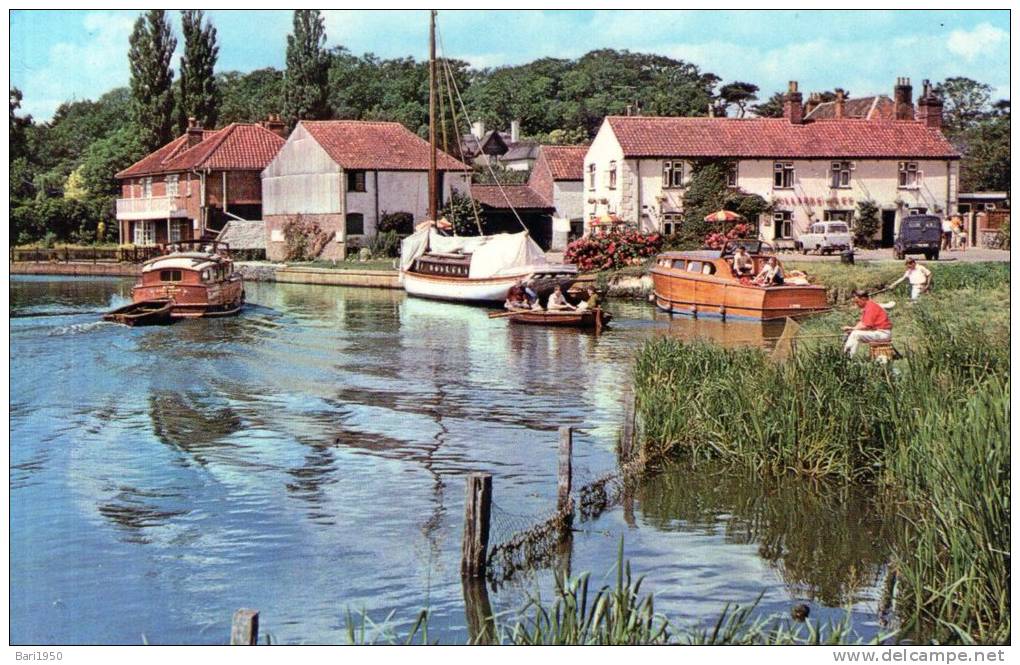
[148,390,243,463]
[637,466,895,607]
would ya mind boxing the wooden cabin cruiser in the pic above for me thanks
[132,240,245,318]
[650,241,829,321]
[401,229,577,304]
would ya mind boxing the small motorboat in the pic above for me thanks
[505,307,612,330]
[133,240,245,318]
[103,299,174,326]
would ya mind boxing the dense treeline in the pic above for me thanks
[9,9,1010,246]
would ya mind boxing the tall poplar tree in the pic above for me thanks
[177,10,220,132]
[283,10,329,124]
[128,10,177,151]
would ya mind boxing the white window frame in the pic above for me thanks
[133,220,156,246]
[829,161,853,188]
[608,161,617,190]
[662,160,684,189]
[898,161,920,189]
[142,177,153,198]
[773,211,793,239]
[773,162,795,189]
[166,174,179,197]
[169,219,185,242]
[824,210,854,223]
[662,212,683,235]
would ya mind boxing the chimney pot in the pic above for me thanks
[186,118,204,147]
[894,76,914,120]
[784,81,804,124]
[510,119,520,144]
[788,80,799,93]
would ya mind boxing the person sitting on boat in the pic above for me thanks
[753,257,784,286]
[547,285,576,311]
[504,282,530,310]
[523,278,539,305]
[732,246,754,278]
[842,289,892,356]
[576,286,599,312]
[886,258,932,302]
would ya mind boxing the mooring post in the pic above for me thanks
[621,393,635,461]
[230,608,259,645]
[461,473,492,578]
[558,426,573,513]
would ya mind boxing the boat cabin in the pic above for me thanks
[133,240,244,318]
[411,253,471,278]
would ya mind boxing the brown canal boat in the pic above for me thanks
[131,240,245,318]
[506,307,612,330]
[650,240,829,321]
[102,299,173,326]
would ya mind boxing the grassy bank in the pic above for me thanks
[633,263,1009,643]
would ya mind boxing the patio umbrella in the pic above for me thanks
[704,210,744,223]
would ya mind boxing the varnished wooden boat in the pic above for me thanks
[102,299,173,326]
[507,307,612,329]
[650,241,829,321]
[133,240,244,318]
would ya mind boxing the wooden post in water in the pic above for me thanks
[461,473,492,578]
[462,577,495,644]
[558,426,573,514]
[621,393,635,461]
[230,608,259,645]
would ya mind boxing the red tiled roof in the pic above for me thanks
[470,185,553,210]
[540,145,588,180]
[804,95,896,121]
[605,116,959,159]
[301,120,467,171]
[116,124,285,178]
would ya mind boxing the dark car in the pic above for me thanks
[895,214,942,260]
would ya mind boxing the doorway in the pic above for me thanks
[880,210,897,247]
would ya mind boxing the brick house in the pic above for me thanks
[583,78,960,247]
[527,145,588,249]
[261,120,470,261]
[115,118,287,246]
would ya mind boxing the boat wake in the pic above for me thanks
[48,320,119,336]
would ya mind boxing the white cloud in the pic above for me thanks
[946,23,1007,61]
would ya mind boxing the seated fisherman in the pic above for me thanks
[753,256,784,286]
[842,289,892,356]
[886,258,932,302]
[546,285,576,311]
[732,246,754,278]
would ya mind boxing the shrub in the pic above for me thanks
[704,223,751,249]
[367,230,401,258]
[853,200,880,248]
[378,211,414,235]
[440,192,484,236]
[283,215,330,261]
[564,228,663,272]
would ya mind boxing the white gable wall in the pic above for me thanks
[262,124,342,215]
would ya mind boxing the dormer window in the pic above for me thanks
[347,170,367,193]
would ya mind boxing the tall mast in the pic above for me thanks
[428,10,438,222]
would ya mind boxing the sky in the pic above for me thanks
[9,9,1011,121]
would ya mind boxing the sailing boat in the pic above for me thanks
[399,11,576,304]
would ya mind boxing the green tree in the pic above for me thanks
[717,81,759,117]
[218,68,285,124]
[79,126,146,197]
[10,87,32,163]
[440,191,484,236]
[853,200,881,248]
[63,166,88,200]
[957,111,1010,192]
[933,77,992,134]
[283,10,329,124]
[129,10,178,151]
[177,10,219,132]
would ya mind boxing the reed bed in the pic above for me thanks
[633,267,1010,644]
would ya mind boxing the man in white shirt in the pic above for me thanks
[887,258,932,301]
[940,217,953,251]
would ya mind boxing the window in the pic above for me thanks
[588,163,596,190]
[159,270,183,282]
[824,210,853,223]
[133,221,155,245]
[701,263,715,275]
[687,261,703,273]
[829,161,853,188]
[608,161,617,189]
[347,171,367,193]
[898,161,919,188]
[346,213,365,235]
[662,161,684,188]
[169,220,186,242]
[166,174,179,197]
[186,175,192,197]
[142,177,153,198]
[671,260,686,270]
[773,211,793,239]
[662,212,683,235]
[773,162,795,189]
[726,163,738,187]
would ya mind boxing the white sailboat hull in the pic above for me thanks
[401,270,528,303]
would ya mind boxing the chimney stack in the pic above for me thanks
[783,81,803,125]
[834,88,846,119]
[471,120,486,140]
[894,77,914,120]
[805,92,822,117]
[186,117,204,147]
[510,119,520,144]
[916,79,944,130]
[263,113,287,139]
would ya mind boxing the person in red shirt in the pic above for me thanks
[842,289,892,356]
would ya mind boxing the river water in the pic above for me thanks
[10,276,893,644]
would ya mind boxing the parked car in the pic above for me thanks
[796,222,853,255]
[895,214,942,260]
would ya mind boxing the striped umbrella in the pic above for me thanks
[704,210,744,223]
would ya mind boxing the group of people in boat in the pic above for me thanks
[505,279,599,313]
[732,246,784,286]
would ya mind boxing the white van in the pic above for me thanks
[797,222,853,255]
